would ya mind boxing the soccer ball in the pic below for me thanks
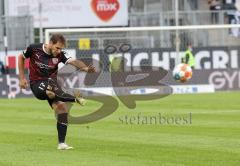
[172,63,192,83]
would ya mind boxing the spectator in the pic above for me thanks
[222,0,237,25]
[0,61,5,75]
[230,11,240,37]
[182,44,195,69]
[208,0,221,24]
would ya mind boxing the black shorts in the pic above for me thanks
[30,79,61,107]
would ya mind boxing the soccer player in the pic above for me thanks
[18,33,95,150]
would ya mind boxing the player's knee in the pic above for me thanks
[46,90,55,99]
[53,102,68,114]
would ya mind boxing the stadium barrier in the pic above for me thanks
[0,44,240,98]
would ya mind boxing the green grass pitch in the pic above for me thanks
[0,92,240,166]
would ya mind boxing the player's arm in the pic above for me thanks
[18,54,28,89]
[67,59,95,73]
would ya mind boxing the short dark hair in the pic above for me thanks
[50,33,66,46]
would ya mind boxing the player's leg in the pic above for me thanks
[31,81,73,150]
[46,86,75,102]
[54,89,86,106]
[51,101,73,150]
[46,88,86,106]
[47,78,86,105]
[30,78,85,105]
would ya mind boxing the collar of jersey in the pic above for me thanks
[42,44,51,56]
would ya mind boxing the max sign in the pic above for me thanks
[6,0,128,27]
[91,0,120,21]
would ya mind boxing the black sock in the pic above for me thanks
[57,122,67,143]
[57,113,68,143]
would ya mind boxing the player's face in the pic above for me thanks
[49,42,65,57]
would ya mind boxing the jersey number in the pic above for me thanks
[39,82,46,91]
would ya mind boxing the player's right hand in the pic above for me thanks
[19,78,28,89]
[87,64,96,73]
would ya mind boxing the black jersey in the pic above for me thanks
[23,43,70,84]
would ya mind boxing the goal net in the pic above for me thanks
[45,24,240,93]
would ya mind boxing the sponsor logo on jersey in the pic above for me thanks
[35,61,54,69]
[52,58,59,64]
